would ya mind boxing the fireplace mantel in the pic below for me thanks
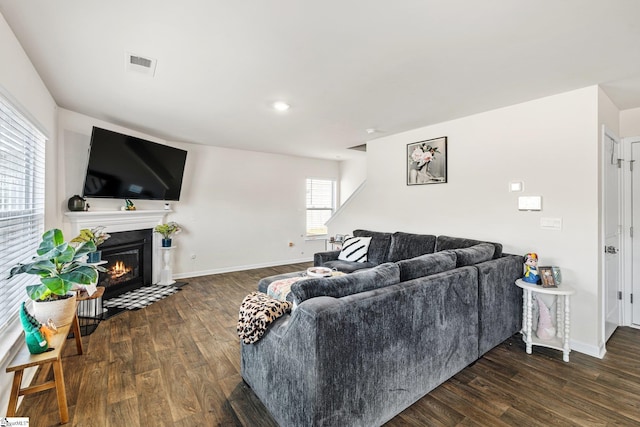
[64,210,172,284]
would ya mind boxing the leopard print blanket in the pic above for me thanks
[237,292,293,344]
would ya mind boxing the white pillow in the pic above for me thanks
[338,236,372,263]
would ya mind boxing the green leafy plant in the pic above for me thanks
[70,226,111,247]
[154,222,182,239]
[9,229,106,301]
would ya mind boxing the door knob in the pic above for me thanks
[605,245,619,254]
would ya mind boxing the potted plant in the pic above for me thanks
[154,221,181,247]
[70,226,111,262]
[9,228,106,326]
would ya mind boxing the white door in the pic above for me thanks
[631,141,640,326]
[603,128,622,342]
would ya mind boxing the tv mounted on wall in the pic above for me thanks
[82,127,188,201]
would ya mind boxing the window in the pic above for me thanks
[306,178,335,236]
[0,94,46,331]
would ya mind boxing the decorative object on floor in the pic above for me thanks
[67,194,87,211]
[19,302,49,354]
[522,252,540,284]
[535,297,556,340]
[538,266,557,288]
[71,225,111,264]
[154,221,181,247]
[237,292,292,344]
[407,136,447,185]
[125,199,136,210]
[9,228,106,326]
[102,285,180,310]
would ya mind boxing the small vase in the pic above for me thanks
[162,238,172,248]
[87,250,102,263]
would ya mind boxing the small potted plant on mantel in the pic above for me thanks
[70,226,111,263]
[154,221,181,247]
[8,228,106,326]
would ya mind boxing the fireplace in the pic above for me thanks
[98,229,152,300]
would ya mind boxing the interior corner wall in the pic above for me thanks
[0,11,58,417]
[328,86,603,356]
[57,109,340,277]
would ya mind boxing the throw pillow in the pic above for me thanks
[338,236,372,263]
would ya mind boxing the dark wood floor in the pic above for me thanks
[14,262,640,426]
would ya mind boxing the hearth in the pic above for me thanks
[98,228,152,300]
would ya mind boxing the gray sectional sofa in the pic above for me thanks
[241,231,522,427]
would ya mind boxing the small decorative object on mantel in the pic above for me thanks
[407,136,447,185]
[71,225,111,263]
[125,199,136,210]
[522,252,540,284]
[154,221,182,247]
[8,228,106,326]
[67,194,86,211]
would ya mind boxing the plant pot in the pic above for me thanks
[87,250,102,263]
[31,292,77,327]
[162,238,172,247]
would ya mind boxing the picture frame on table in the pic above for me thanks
[407,136,447,186]
[539,266,557,288]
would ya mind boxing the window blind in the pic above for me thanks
[306,178,335,236]
[0,95,46,331]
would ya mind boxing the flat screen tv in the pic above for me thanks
[82,127,188,201]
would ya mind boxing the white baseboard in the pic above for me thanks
[570,338,606,359]
[172,257,313,280]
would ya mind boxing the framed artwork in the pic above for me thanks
[539,266,557,288]
[407,136,447,185]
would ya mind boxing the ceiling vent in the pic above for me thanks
[126,52,157,76]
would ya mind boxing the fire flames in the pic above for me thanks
[110,260,131,279]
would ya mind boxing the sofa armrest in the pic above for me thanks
[314,250,340,266]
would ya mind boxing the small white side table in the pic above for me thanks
[158,246,176,286]
[515,279,575,362]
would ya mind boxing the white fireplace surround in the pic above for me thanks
[64,210,171,284]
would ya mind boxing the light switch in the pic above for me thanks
[540,217,562,230]
[518,196,542,211]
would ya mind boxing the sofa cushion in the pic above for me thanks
[353,229,392,264]
[435,235,503,259]
[322,260,378,273]
[338,236,372,263]
[396,251,457,282]
[387,232,437,262]
[290,262,400,303]
[450,243,495,267]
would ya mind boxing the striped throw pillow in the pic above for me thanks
[338,236,372,263]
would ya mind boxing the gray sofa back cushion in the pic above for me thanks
[435,235,503,259]
[450,243,495,267]
[291,262,400,303]
[387,232,437,262]
[353,229,392,264]
[396,251,457,282]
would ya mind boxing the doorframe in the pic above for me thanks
[622,135,640,327]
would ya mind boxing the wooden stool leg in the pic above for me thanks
[6,369,23,416]
[52,359,69,424]
[71,313,83,355]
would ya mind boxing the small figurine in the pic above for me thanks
[125,199,136,211]
[19,302,49,354]
[522,252,540,284]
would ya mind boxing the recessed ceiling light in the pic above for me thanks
[366,128,378,134]
[272,101,291,112]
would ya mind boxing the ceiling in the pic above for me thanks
[1,1,640,160]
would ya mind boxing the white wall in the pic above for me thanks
[328,86,604,356]
[57,109,340,277]
[620,107,640,137]
[339,153,367,205]
[0,12,58,417]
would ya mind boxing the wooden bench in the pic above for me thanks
[5,312,83,424]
